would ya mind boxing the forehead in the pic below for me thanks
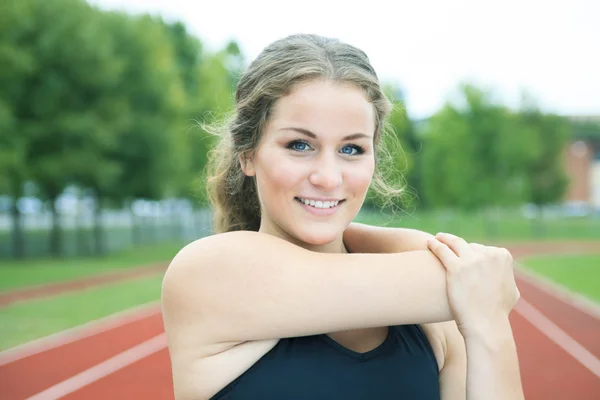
[267,80,375,137]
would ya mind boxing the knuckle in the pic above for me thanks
[445,235,458,244]
[433,240,446,250]
[453,237,468,249]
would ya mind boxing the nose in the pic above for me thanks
[308,153,342,190]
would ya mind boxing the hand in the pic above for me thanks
[427,232,520,339]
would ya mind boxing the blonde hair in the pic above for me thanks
[205,34,404,233]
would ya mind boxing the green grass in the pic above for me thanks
[520,254,600,304]
[355,208,600,242]
[0,274,163,351]
[0,241,185,291]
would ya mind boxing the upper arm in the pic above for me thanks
[439,321,467,400]
[343,222,434,254]
[163,231,451,342]
[161,231,453,396]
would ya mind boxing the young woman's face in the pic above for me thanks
[241,79,376,250]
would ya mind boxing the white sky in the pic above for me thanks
[89,0,600,119]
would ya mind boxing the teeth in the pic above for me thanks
[298,198,340,209]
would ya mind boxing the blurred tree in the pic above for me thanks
[365,84,416,212]
[161,21,206,203]
[420,103,471,209]
[420,83,529,211]
[386,85,425,210]
[0,0,125,257]
[99,13,187,247]
[516,103,570,207]
[1,0,248,258]
[0,0,39,257]
[188,48,239,204]
[0,0,191,257]
[34,0,136,257]
[162,21,239,205]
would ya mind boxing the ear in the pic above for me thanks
[238,153,256,177]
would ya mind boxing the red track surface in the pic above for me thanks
[1,246,599,399]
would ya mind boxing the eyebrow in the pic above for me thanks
[279,127,372,141]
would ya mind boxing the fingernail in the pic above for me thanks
[436,232,445,237]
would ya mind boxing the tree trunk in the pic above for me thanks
[76,194,90,257]
[93,196,105,256]
[49,198,62,257]
[10,195,25,259]
[130,205,141,246]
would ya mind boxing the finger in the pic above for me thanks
[435,232,472,257]
[427,238,460,273]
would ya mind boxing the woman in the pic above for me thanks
[161,33,524,399]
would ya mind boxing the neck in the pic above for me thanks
[258,224,348,254]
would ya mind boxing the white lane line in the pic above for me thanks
[0,301,161,366]
[26,333,167,400]
[514,298,600,379]
[514,266,600,320]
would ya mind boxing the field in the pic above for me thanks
[355,208,599,242]
[520,254,600,303]
[0,242,183,291]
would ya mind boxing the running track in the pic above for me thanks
[1,253,599,399]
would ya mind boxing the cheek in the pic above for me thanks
[345,160,374,192]
[258,154,302,195]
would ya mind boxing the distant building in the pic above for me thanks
[564,116,600,210]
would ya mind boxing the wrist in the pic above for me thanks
[459,315,513,342]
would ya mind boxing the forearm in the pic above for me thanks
[344,222,433,254]
[464,318,524,400]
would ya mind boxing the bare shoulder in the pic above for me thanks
[161,230,282,349]
[162,230,278,299]
[163,230,305,280]
[164,231,262,274]
[162,231,243,321]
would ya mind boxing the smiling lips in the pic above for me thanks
[294,197,345,215]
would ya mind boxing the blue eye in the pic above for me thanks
[341,145,364,156]
[286,140,365,155]
[287,140,312,152]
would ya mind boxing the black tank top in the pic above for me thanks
[210,324,440,399]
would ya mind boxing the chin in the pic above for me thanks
[293,227,340,246]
